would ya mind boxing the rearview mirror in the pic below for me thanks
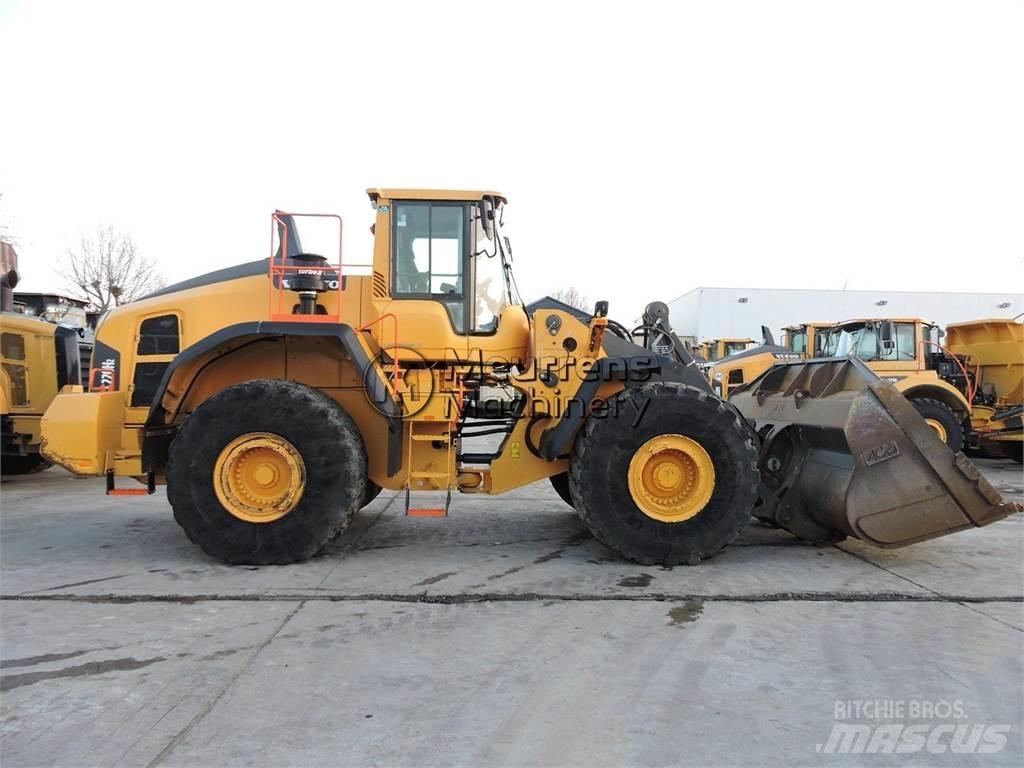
[878,320,895,351]
[480,198,494,239]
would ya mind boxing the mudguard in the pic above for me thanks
[729,357,1021,547]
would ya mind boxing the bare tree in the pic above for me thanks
[0,193,15,246]
[60,224,164,311]
[549,286,590,312]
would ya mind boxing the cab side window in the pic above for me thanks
[877,322,916,361]
[1,332,28,405]
[393,202,466,333]
[132,314,179,407]
[137,315,180,355]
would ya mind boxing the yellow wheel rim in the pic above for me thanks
[924,418,948,444]
[627,434,716,523]
[213,433,305,523]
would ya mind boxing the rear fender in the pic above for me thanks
[900,382,971,420]
[140,322,403,477]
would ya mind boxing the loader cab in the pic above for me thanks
[367,189,527,362]
[782,322,837,358]
[832,318,933,366]
[388,196,512,334]
[703,338,755,362]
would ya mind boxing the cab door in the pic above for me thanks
[384,200,471,361]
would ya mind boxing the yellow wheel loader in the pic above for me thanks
[711,317,1009,454]
[1,258,85,475]
[699,338,755,363]
[38,190,1019,565]
[708,322,838,398]
[828,318,978,451]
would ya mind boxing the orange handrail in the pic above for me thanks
[268,211,343,323]
[358,312,400,386]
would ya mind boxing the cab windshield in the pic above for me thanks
[472,200,514,332]
[815,328,839,357]
[833,322,918,361]
[786,329,807,355]
[723,341,749,357]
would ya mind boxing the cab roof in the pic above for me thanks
[837,317,935,326]
[367,188,506,203]
[782,322,835,330]
[0,311,56,334]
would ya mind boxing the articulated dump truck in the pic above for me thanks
[39,190,1020,565]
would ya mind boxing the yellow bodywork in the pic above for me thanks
[781,322,837,357]
[946,319,1023,407]
[39,189,627,495]
[946,318,1023,457]
[1,313,59,458]
[700,338,754,363]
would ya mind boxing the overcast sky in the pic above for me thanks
[1,0,1021,323]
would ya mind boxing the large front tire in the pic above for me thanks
[570,382,760,566]
[910,398,965,452]
[167,379,367,565]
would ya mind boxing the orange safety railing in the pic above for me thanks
[268,211,343,323]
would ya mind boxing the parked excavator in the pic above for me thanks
[39,190,1019,565]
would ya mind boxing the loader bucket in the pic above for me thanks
[729,357,1021,548]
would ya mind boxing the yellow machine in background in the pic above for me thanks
[699,338,755,363]
[706,329,801,399]
[781,322,837,357]
[39,189,1018,565]
[712,316,1022,455]
[946,318,1023,463]
[1,249,85,475]
[826,318,973,449]
[1,311,84,474]
[709,324,837,399]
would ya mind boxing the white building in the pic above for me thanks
[667,286,1023,344]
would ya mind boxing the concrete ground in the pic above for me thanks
[1,460,1022,767]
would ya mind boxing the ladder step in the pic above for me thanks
[409,471,449,479]
[407,508,448,518]
[410,434,449,442]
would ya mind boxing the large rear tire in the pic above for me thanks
[570,382,759,566]
[1,453,51,476]
[910,398,964,452]
[167,379,367,565]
